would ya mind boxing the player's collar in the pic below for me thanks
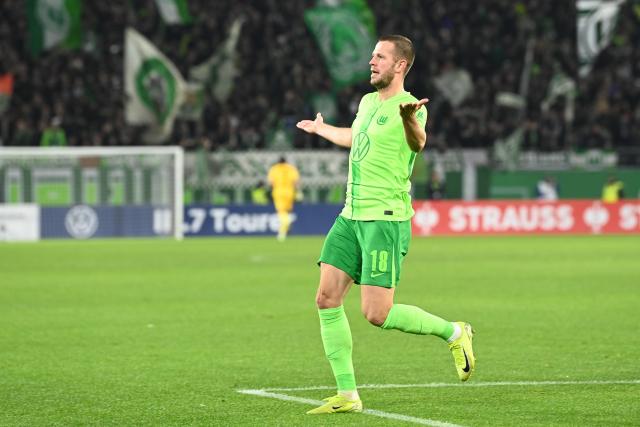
[376,90,410,103]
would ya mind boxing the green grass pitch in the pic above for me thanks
[1,235,639,426]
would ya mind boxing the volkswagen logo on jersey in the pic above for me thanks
[350,132,371,162]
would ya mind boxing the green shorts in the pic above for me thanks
[318,215,412,288]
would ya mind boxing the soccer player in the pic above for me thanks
[601,175,624,203]
[296,35,476,415]
[267,156,300,241]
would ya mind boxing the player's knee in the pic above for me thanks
[362,305,390,327]
[315,289,338,309]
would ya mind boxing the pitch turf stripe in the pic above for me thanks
[237,389,464,427]
[262,379,640,392]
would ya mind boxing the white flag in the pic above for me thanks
[190,18,244,102]
[433,68,474,108]
[154,0,191,25]
[577,0,626,77]
[125,28,186,143]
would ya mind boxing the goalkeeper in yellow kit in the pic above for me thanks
[267,156,300,241]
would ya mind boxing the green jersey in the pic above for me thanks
[340,91,428,221]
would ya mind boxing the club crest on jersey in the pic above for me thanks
[376,115,388,125]
[351,132,371,162]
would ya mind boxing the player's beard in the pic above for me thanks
[371,68,394,90]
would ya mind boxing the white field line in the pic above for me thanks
[262,379,640,392]
[237,389,464,427]
[238,380,640,426]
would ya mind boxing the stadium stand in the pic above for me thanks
[0,0,638,155]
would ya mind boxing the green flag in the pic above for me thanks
[154,0,192,25]
[27,0,82,56]
[125,28,186,143]
[316,0,376,34]
[189,18,244,102]
[305,2,376,88]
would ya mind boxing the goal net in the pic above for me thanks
[0,147,183,240]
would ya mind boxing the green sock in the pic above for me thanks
[318,306,356,391]
[381,304,454,340]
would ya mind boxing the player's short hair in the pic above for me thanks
[378,35,415,75]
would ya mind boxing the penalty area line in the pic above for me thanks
[262,379,640,392]
[237,389,464,427]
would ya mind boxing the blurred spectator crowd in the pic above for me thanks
[0,0,639,152]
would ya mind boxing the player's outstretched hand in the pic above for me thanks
[296,112,324,134]
[399,98,429,119]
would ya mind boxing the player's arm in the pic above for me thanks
[399,98,429,152]
[296,113,352,148]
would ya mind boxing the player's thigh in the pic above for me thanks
[274,197,293,213]
[318,216,362,285]
[316,263,353,308]
[358,220,411,288]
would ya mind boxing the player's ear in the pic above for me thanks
[396,59,407,74]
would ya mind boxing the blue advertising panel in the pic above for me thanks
[41,205,169,239]
[183,204,342,237]
[39,204,343,239]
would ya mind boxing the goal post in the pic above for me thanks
[0,146,184,240]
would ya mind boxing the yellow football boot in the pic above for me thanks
[306,394,363,415]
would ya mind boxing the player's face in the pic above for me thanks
[369,41,403,89]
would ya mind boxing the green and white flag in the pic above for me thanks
[27,0,82,56]
[577,0,626,77]
[316,0,376,35]
[154,0,192,25]
[305,2,376,88]
[189,18,244,102]
[125,28,186,143]
[541,70,577,123]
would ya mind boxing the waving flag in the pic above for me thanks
[125,28,186,143]
[305,1,376,88]
[154,0,192,25]
[189,18,244,103]
[27,0,82,56]
[577,0,626,77]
